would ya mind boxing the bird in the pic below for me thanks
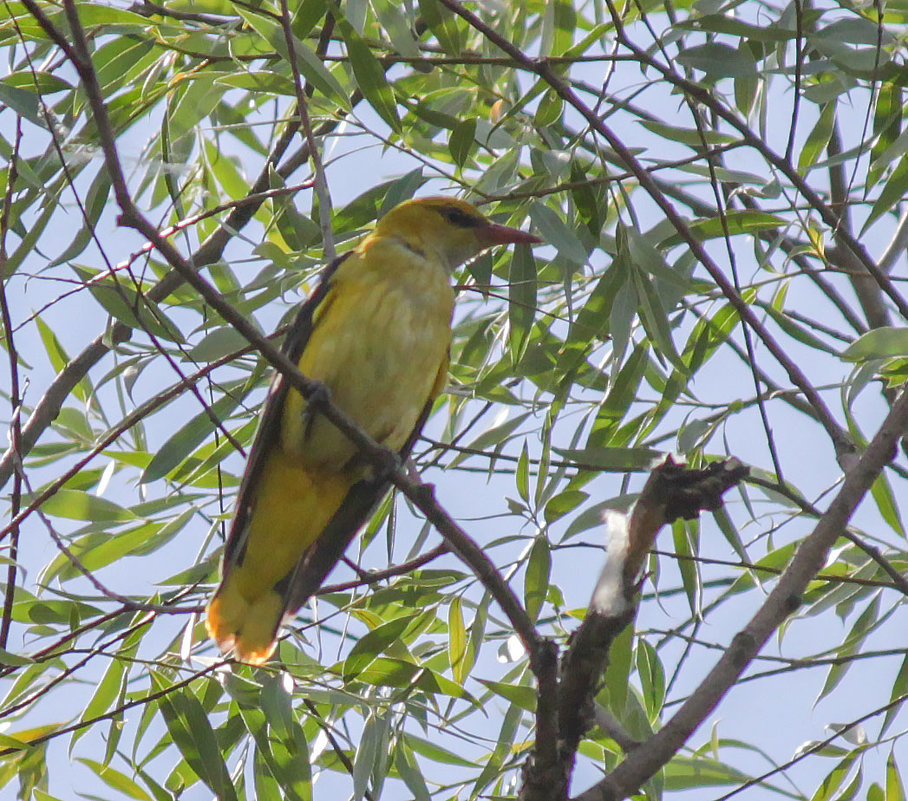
[205,196,541,664]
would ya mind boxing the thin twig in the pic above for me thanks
[0,117,23,649]
[320,543,449,594]
[279,0,335,259]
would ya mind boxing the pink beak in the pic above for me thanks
[479,222,543,246]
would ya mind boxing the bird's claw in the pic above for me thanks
[301,381,332,437]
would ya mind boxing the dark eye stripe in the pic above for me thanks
[439,205,482,228]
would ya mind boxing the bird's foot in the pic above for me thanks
[300,381,332,436]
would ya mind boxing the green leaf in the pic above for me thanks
[603,624,633,714]
[887,749,906,801]
[870,83,902,185]
[799,102,836,172]
[0,648,35,667]
[636,639,665,721]
[677,42,757,78]
[260,677,311,800]
[70,266,184,343]
[529,202,588,266]
[864,153,908,234]
[658,211,784,247]
[0,83,46,129]
[540,0,576,56]
[508,243,537,362]
[77,759,152,801]
[882,654,908,736]
[142,394,240,483]
[238,703,311,801]
[448,596,468,683]
[680,15,797,42]
[629,260,685,373]
[38,489,136,523]
[477,679,536,711]
[763,304,840,355]
[152,675,238,801]
[524,536,550,622]
[234,5,348,105]
[404,732,477,768]
[352,713,386,801]
[78,654,127,730]
[534,90,563,127]
[49,166,112,269]
[449,117,476,167]
[870,471,904,536]
[394,740,430,801]
[187,328,252,362]
[343,616,414,680]
[672,519,701,618]
[554,446,662,471]
[663,755,752,789]
[841,327,908,361]
[639,119,738,148]
[515,440,530,503]
[337,17,400,132]
[817,595,880,703]
[809,754,857,801]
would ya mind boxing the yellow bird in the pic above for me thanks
[206,196,541,664]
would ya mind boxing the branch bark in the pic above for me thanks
[521,459,748,801]
[575,386,908,801]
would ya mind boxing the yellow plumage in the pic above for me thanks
[206,197,540,664]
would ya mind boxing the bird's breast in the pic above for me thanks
[280,249,454,471]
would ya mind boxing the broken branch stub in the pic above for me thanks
[547,456,749,799]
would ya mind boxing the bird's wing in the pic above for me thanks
[282,353,447,613]
[222,251,353,572]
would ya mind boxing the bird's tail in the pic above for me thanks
[205,459,356,664]
[206,579,286,665]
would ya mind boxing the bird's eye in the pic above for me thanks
[439,206,481,228]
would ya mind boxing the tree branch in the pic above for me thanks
[576,385,908,800]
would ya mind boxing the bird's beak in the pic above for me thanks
[479,222,543,246]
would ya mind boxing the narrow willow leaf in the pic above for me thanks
[507,243,537,362]
[343,616,414,681]
[404,732,476,768]
[337,18,401,132]
[352,714,385,801]
[530,202,588,266]
[678,42,757,77]
[152,676,238,801]
[799,102,836,171]
[841,327,908,361]
[38,489,136,523]
[515,440,530,503]
[448,596,468,683]
[142,394,240,483]
[76,759,152,801]
[524,536,550,622]
[449,117,476,167]
[394,740,430,801]
[636,639,666,721]
[870,472,905,536]
[863,153,908,234]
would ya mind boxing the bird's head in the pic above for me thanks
[373,196,541,272]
